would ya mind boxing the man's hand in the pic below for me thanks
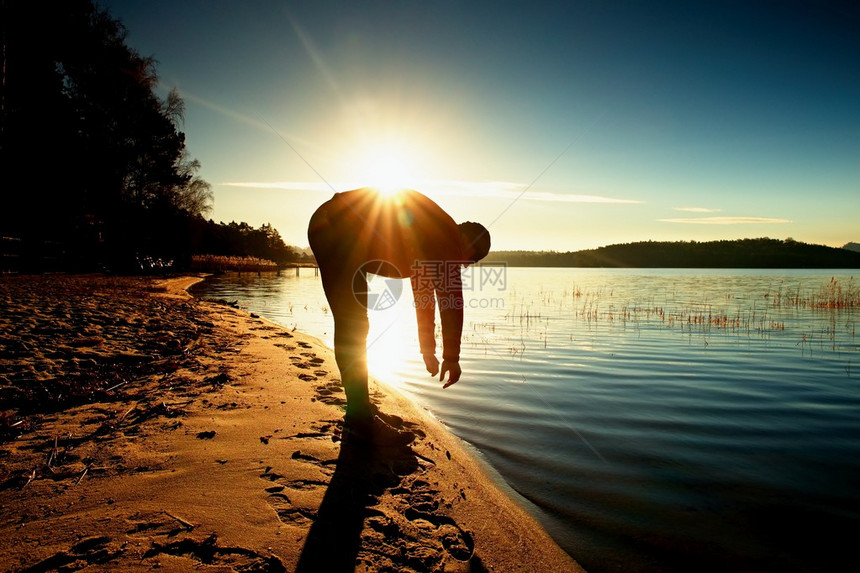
[422,353,439,376]
[440,360,461,388]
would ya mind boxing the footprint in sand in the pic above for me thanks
[298,352,325,366]
[403,507,475,561]
[259,461,330,526]
[142,534,286,570]
[313,382,347,406]
[25,531,288,572]
[285,477,329,490]
[261,483,314,526]
[311,419,342,436]
[22,536,123,571]
[362,475,476,568]
[288,356,312,369]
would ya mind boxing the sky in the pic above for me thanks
[99,0,859,252]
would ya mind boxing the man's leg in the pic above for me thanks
[309,201,372,420]
[314,259,372,421]
[331,269,372,421]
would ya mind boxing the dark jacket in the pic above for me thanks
[308,188,465,361]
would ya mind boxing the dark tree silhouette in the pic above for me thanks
[483,238,860,268]
[1,0,211,271]
[188,218,304,266]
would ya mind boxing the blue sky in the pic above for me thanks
[100,0,859,251]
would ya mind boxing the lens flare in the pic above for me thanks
[349,140,422,195]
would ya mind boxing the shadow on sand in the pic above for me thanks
[294,418,420,571]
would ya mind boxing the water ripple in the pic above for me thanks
[193,268,860,572]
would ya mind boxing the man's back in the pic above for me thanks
[313,188,463,277]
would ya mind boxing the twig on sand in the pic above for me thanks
[163,511,196,531]
[116,402,139,423]
[23,469,36,488]
[106,379,128,392]
[74,464,91,485]
[47,435,59,468]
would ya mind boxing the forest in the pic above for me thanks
[483,238,860,268]
[0,1,304,273]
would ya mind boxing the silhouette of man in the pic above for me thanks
[308,188,491,437]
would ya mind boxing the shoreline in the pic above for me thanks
[0,274,582,571]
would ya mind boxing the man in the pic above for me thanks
[308,187,491,437]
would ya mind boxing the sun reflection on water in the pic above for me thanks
[365,281,419,389]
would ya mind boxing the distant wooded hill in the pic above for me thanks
[482,238,860,268]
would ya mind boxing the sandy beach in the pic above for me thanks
[0,274,582,572]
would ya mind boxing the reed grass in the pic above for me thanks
[190,254,279,273]
[475,277,858,357]
[767,277,859,309]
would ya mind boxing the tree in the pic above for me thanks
[166,147,213,217]
[0,0,212,271]
[185,218,299,265]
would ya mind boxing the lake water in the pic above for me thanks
[192,267,860,572]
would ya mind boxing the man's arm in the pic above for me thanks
[410,272,438,375]
[437,262,464,387]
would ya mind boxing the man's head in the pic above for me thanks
[458,222,491,264]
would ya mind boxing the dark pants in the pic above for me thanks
[308,200,372,420]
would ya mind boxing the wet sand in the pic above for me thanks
[0,274,582,572]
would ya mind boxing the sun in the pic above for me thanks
[353,141,422,195]
[371,150,410,189]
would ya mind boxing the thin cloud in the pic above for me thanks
[528,191,641,204]
[221,181,335,193]
[424,179,641,203]
[221,179,643,204]
[660,216,792,225]
[674,206,722,213]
